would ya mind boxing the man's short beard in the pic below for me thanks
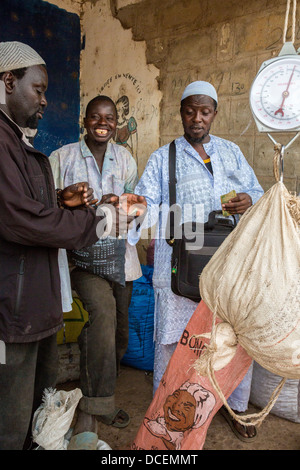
[185,130,209,144]
[26,113,39,129]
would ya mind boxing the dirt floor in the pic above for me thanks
[60,364,300,451]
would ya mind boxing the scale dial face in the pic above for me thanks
[250,56,300,131]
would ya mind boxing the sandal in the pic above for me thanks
[219,406,257,443]
[97,408,130,428]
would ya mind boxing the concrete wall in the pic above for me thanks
[47,0,161,175]
[114,0,300,195]
[44,0,81,15]
[46,0,300,262]
[47,0,300,195]
[80,1,161,173]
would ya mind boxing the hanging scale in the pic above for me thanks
[249,0,300,180]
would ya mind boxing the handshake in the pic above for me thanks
[57,182,147,239]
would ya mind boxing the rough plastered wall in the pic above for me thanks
[44,0,81,15]
[46,0,161,175]
[114,0,300,195]
[46,0,162,260]
[45,0,300,194]
[80,0,162,174]
[45,0,300,261]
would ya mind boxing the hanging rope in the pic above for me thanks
[194,228,288,428]
[273,143,282,182]
[273,145,300,224]
[283,0,297,44]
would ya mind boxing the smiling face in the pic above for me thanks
[163,389,196,432]
[84,98,117,146]
[180,94,217,146]
[4,65,48,129]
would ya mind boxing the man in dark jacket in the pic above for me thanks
[0,41,103,450]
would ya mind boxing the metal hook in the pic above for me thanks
[267,131,300,182]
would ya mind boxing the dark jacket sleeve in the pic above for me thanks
[0,139,100,250]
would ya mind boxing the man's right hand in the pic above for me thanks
[60,182,98,208]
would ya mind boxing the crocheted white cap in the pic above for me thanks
[181,80,218,103]
[0,41,45,73]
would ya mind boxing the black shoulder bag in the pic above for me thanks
[166,140,236,303]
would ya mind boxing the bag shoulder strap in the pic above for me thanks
[168,141,177,242]
[168,140,177,206]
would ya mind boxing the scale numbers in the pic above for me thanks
[250,56,300,131]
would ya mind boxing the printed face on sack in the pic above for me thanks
[144,382,216,450]
[163,389,196,432]
[180,94,217,145]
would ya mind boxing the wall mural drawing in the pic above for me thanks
[115,95,138,160]
[98,72,144,165]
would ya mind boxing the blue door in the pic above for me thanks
[0,0,81,155]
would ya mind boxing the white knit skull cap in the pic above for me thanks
[181,80,218,103]
[0,41,46,73]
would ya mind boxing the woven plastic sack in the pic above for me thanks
[32,388,82,450]
[195,180,300,427]
[250,361,300,423]
[57,297,89,345]
[131,301,252,450]
[122,265,155,370]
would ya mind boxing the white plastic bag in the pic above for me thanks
[32,388,82,450]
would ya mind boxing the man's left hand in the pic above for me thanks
[60,182,98,208]
[96,193,147,238]
[221,192,252,215]
[118,193,147,218]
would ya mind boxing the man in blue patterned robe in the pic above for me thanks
[129,81,263,441]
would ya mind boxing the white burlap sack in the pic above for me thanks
[198,180,300,379]
[194,176,300,426]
